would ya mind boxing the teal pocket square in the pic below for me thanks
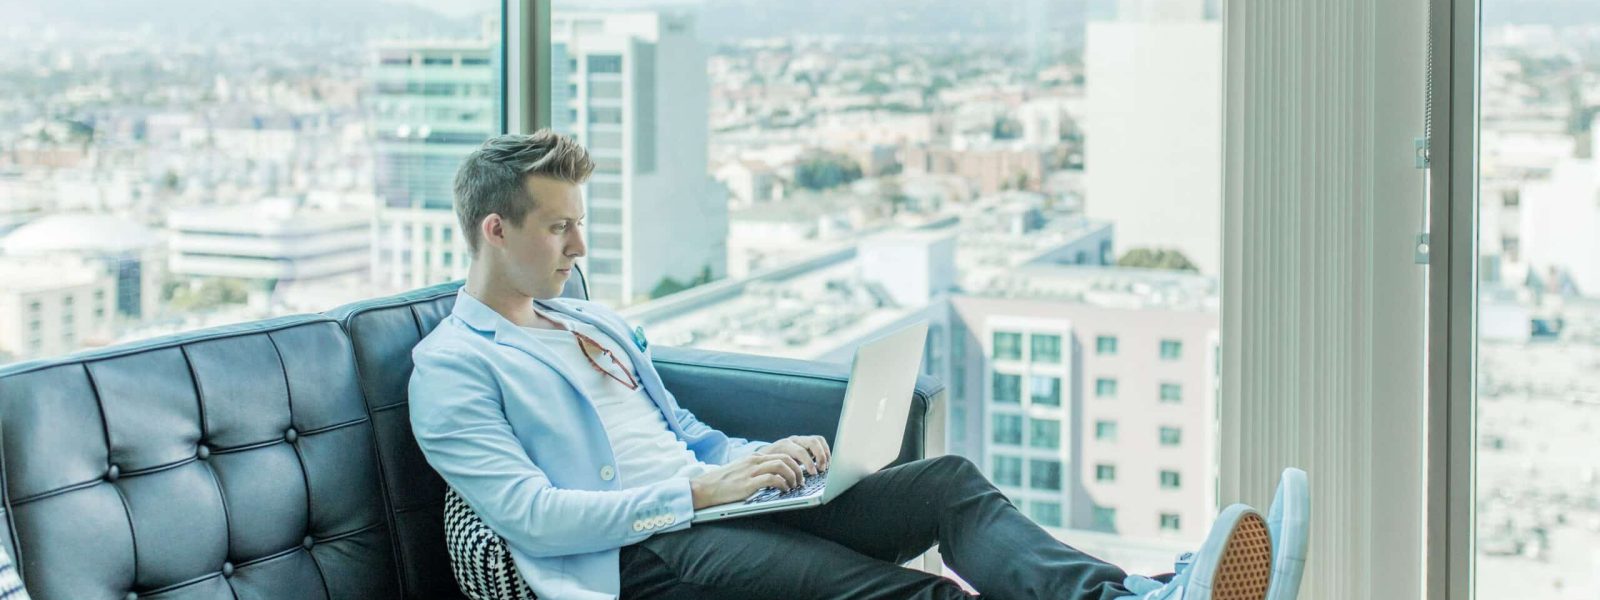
[632,326,649,351]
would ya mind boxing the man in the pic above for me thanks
[410,131,1307,600]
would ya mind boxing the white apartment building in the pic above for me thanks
[948,267,1219,541]
[1084,8,1222,274]
[1519,155,1600,296]
[168,200,370,284]
[0,257,117,361]
[550,12,728,307]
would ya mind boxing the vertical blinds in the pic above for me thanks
[1221,0,1430,598]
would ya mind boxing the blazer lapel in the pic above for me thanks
[535,300,684,435]
[451,290,591,399]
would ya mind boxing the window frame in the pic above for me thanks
[1424,0,1479,598]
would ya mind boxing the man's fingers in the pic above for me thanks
[794,436,828,472]
[756,453,803,488]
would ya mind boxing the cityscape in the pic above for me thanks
[0,0,1596,593]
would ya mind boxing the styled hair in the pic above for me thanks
[453,130,593,253]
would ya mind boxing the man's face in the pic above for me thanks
[490,176,586,300]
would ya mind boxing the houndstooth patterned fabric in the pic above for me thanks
[444,487,538,600]
[0,542,27,600]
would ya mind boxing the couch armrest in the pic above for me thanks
[649,346,945,468]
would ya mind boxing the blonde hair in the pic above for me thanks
[453,130,594,252]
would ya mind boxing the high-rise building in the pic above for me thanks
[369,34,501,291]
[1084,6,1222,274]
[550,12,728,306]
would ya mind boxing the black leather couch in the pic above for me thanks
[0,271,943,599]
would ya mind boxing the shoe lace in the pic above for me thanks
[1122,552,1196,598]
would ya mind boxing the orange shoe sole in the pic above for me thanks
[1213,512,1274,600]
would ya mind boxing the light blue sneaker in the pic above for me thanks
[1122,504,1273,600]
[1266,468,1309,600]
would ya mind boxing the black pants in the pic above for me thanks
[618,455,1137,599]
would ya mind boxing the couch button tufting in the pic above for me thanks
[284,428,298,443]
[303,536,315,550]
[105,464,120,482]
[197,445,210,460]
[222,562,234,578]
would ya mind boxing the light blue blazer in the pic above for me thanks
[408,290,768,599]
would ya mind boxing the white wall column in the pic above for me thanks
[1221,0,1429,598]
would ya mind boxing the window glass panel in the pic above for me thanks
[1096,377,1119,398]
[593,155,624,173]
[1029,459,1062,491]
[1030,501,1063,528]
[1160,339,1183,360]
[1093,507,1117,532]
[1159,382,1182,403]
[1095,463,1117,482]
[589,130,625,150]
[588,259,622,275]
[1028,417,1061,449]
[589,107,624,125]
[589,80,624,98]
[1029,375,1061,406]
[592,207,623,226]
[993,331,1023,360]
[992,414,1022,446]
[1160,470,1181,490]
[1475,8,1600,597]
[1160,513,1181,532]
[587,54,623,73]
[1096,335,1119,355]
[589,181,624,199]
[1160,426,1182,447]
[1095,420,1118,442]
[1030,333,1062,363]
[992,373,1022,404]
[991,455,1022,487]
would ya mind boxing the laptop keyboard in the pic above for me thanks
[744,470,829,504]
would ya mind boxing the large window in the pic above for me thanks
[544,0,1224,549]
[0,1,504,364]
[1473,7,1600,598]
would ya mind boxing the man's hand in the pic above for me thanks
[755,435,830,476]
[690,453,808,509]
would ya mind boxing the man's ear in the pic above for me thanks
[481,214,504,249]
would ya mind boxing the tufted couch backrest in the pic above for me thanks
[0,265,590,600]
[0,316,405,600]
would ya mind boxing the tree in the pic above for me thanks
[992,116,1023,140]
[794,151,863,191]
[166,278,253,312]
[1116,248,1199,272]
[649,265,716,300]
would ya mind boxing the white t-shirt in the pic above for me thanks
[522,315,710,489]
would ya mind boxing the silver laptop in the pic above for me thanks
[693,320,929,523]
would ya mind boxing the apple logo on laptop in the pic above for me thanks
[875,396,888,422]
